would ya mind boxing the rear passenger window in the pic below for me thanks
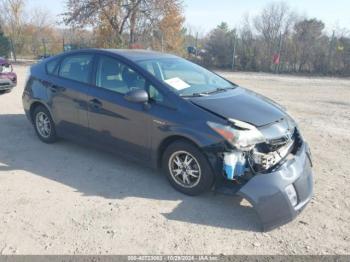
[96,55,146,94]
[59,54,93,84]
[46,58,59,75]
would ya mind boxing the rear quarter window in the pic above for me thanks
[46,58,60,75]
[59,54,93,84]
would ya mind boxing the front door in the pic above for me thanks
[87,55,151,162]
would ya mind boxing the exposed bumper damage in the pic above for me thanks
[237,142,313,231]
[209,116,314,231]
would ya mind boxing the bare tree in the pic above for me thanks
[238,14,258,70]
[26,8,55,56]
[253,2,296,71]
[63,0,184,48]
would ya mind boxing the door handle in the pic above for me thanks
[89,98,102,110]
[50,85,66,93]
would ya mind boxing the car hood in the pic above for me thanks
[190,87,287,127]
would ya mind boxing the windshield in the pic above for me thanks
[137,58,236,97]
[0,64,13,74]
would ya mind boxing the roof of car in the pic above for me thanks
[64,49,179,62]
[103,49,178,61]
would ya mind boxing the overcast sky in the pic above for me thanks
[27,0,350,34]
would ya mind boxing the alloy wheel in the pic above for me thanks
[35,112,51,138]
[168,151,202,188]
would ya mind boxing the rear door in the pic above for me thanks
[50,53,94,140]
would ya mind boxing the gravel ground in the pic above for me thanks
[0,65,349,255]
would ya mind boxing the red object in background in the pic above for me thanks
[273,53,280,65]
[129,43,144,49]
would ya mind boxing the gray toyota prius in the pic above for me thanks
[22,49,313,231]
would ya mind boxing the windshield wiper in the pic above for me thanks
[206,87,235,94]
[180,87,236,98]
[180,93,209,97]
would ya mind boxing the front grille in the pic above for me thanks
[269,136,291,146]
[249,128,302,172]
[256,128,297,153]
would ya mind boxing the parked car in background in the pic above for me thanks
[0,57,17,94]
[22,49,314,231]
[37,54,51,61]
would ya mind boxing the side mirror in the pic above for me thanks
[124,89,149,103]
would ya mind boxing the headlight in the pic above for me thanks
[207,119,266,151]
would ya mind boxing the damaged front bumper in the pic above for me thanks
[237,142,313,231]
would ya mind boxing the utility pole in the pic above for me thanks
[62,37,65,52]
[42,38,47,56]
[232,32,237,71]
[195,32,199,56]
[10,38,16,62]
[328,30,336,74]
[275,32,283,74]
[161,33,164,52]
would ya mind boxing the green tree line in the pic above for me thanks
[191,2,350,76]
[1,0,349,76]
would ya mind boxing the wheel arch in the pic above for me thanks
[156,135,201,168]
[29,101,52,124]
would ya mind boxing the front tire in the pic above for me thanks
[33,105,58,144]
[162,140,215,196]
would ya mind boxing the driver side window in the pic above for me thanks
[149,84,164,103]
[96,55,146,94]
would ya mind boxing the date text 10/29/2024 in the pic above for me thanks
[128,256,219,261]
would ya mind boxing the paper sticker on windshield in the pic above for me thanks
[164,77,190,90]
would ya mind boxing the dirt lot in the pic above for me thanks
[0,65,349,255]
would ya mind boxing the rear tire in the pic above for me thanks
[33,105,58,144]
[162,140,215,196]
